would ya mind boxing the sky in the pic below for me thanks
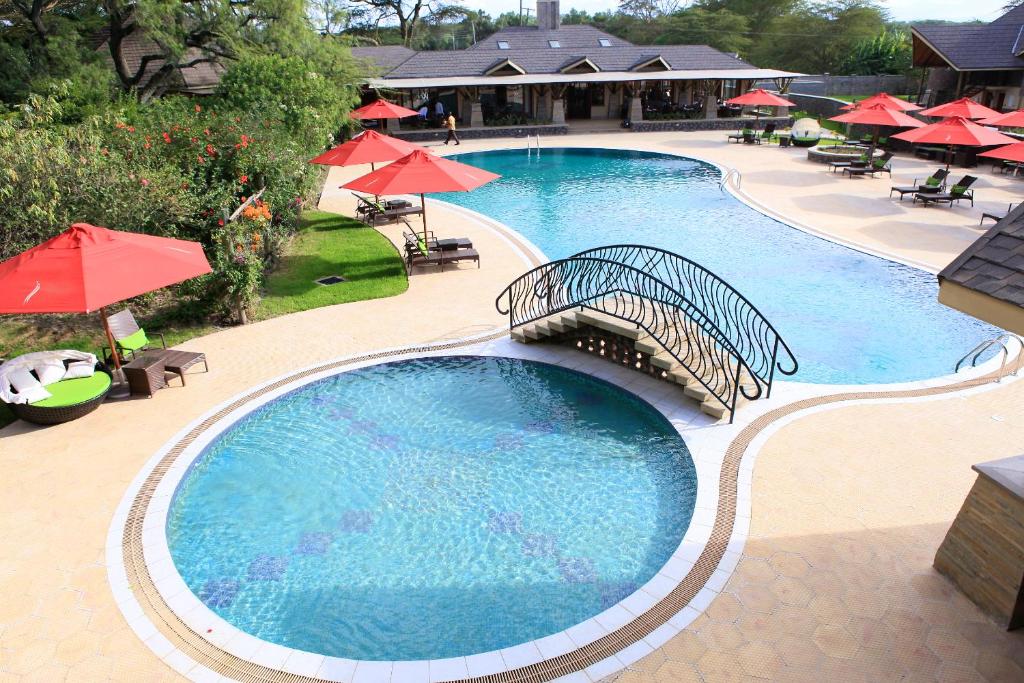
[468,0,1011,23]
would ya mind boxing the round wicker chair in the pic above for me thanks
[6,362,112,425]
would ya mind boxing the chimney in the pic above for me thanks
[537,0,560,31]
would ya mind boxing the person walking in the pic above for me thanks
[444,113,460,145]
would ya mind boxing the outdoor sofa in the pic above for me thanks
[0,352,112,425]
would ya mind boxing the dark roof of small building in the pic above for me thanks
[912,5,1024,70]
[95,29,224,95]
[358,25,755,80]
[938,203,1024,309]
[351,45,417,73]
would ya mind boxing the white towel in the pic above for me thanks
[0,350,97,404]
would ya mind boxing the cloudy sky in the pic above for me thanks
[469,0,1010,22]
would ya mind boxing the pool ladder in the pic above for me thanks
[955,333,1024,381]
[720,167,741,192]
[526,134,541,158]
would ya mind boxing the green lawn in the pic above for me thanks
[828,94,912,103]
[0,210,406,428]
[255,210,407,319]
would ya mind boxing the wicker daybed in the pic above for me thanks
[4,361,112,425]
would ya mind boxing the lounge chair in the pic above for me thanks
[842,152,894,178]
[727,128,754,144]
[351,193,423,225]
[913,175,977,207]
[890,169,949,200]
[757,123,777,145]
[404,240,479,271]
[828,153,869,173]
[106,308,165,363]
[981,203,1016,225]
[402,231,472,253]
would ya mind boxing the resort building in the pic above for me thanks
[939,204,1024,336]
[913,5,1024,110]
[352,0,798,132]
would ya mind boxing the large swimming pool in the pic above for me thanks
[167,356,696,660]
[439,148,997,385]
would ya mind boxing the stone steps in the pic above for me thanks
[510,310,737,421]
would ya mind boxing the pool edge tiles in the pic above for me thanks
[113,337,732,683]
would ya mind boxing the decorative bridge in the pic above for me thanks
[495,245,798,422]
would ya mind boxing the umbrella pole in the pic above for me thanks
[421,192,429,243]
[99,306,121,370]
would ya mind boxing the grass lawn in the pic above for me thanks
[0,210,406,428]
[829,94,912,103]
[255,210,407,319]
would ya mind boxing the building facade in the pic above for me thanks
[352,1,798,131]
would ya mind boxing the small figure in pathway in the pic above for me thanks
[444,113,460,145]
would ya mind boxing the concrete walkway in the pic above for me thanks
[1,130,1021,682]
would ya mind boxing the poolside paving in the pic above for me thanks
[1,129,1023,682]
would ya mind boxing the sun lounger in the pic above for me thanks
[405,242,480,271]
[352,193,424,225]
[842,152,894,178]
[981,203,1016,225]
[727,128,753,144]
[890,169,949,200]
[913,175,977,207]
[105,308,165,364]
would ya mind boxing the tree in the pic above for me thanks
[840,29,911,74]
[617,0,683,23]
[655,7,751,54]
[308,0,349,34]
[345,0,465,46]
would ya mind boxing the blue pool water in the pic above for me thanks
[439,148,998,385]
[167,356,696,660]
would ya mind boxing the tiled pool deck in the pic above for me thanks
[2,130,1023,681]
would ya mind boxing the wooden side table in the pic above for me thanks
[122,353,167,397]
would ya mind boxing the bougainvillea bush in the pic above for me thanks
[0,56,357,321]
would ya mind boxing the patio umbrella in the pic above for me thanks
[979,141,1024,163]
[309,130,425,169]
[349,99,419,121]
[978,109,1024,128]
[919,97,1001,120]
[839,92,921,112]
[0,223,212,369]
[829,103,923,159]
[725,89,797,129]
[891,116,1016,170]
[342,149,500,242]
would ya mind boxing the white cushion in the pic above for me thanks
[63,361,95,379]
[34,362,66,386]
[7,368,52,404]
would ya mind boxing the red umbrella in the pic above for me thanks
[892,116,1016,170]
[343,150,500,241]
[0,223,212,368]
[725,89,797,131]
[725,89,797,107]
[309,130,425,168]
[839,92,921,112]
[979,141,1024,162]
[350,99,419,121]
[919,97,1001,120]
[830,104,923,159]
[979,109,1024,128]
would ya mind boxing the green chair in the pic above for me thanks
[107,308,165,363]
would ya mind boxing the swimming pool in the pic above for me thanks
[439,148,998,385]
[166,356,696,661]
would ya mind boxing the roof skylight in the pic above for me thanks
[549,40,561,48]
[599,39,612,47]
[498,40,510,49]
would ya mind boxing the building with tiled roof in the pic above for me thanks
[912,7,1024,111]
[353,0,798,129]
[938,204,1024,335]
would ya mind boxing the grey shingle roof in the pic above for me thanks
[351,46,417,73]
[372,30,754,79]
[913,12,1024,70]
[466,25,633,52]
[939,203,1024,308]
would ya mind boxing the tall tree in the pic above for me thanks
[655,7,751,54]
[617,0,683,23]
[345,0,465,46]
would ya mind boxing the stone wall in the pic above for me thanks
[393,124,569,142]
[783,93,849,119]
[632,116,791,133]
[755,74,916,97]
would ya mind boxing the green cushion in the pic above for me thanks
[416,239,429,257]
[951,184,967,195]
[30,372,110,408]
[117,328,149,352]
[926,177,940,187]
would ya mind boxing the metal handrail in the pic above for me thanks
[496,248,798,421]
[720,167,741,192]
[955,333,1024,381]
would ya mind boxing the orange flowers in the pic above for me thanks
[241,199,271,222]
[162,132,172,143]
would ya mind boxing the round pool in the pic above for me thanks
[439,147,999,385]
[166,356,697,661]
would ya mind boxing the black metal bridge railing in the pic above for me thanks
[495,246,798,421]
